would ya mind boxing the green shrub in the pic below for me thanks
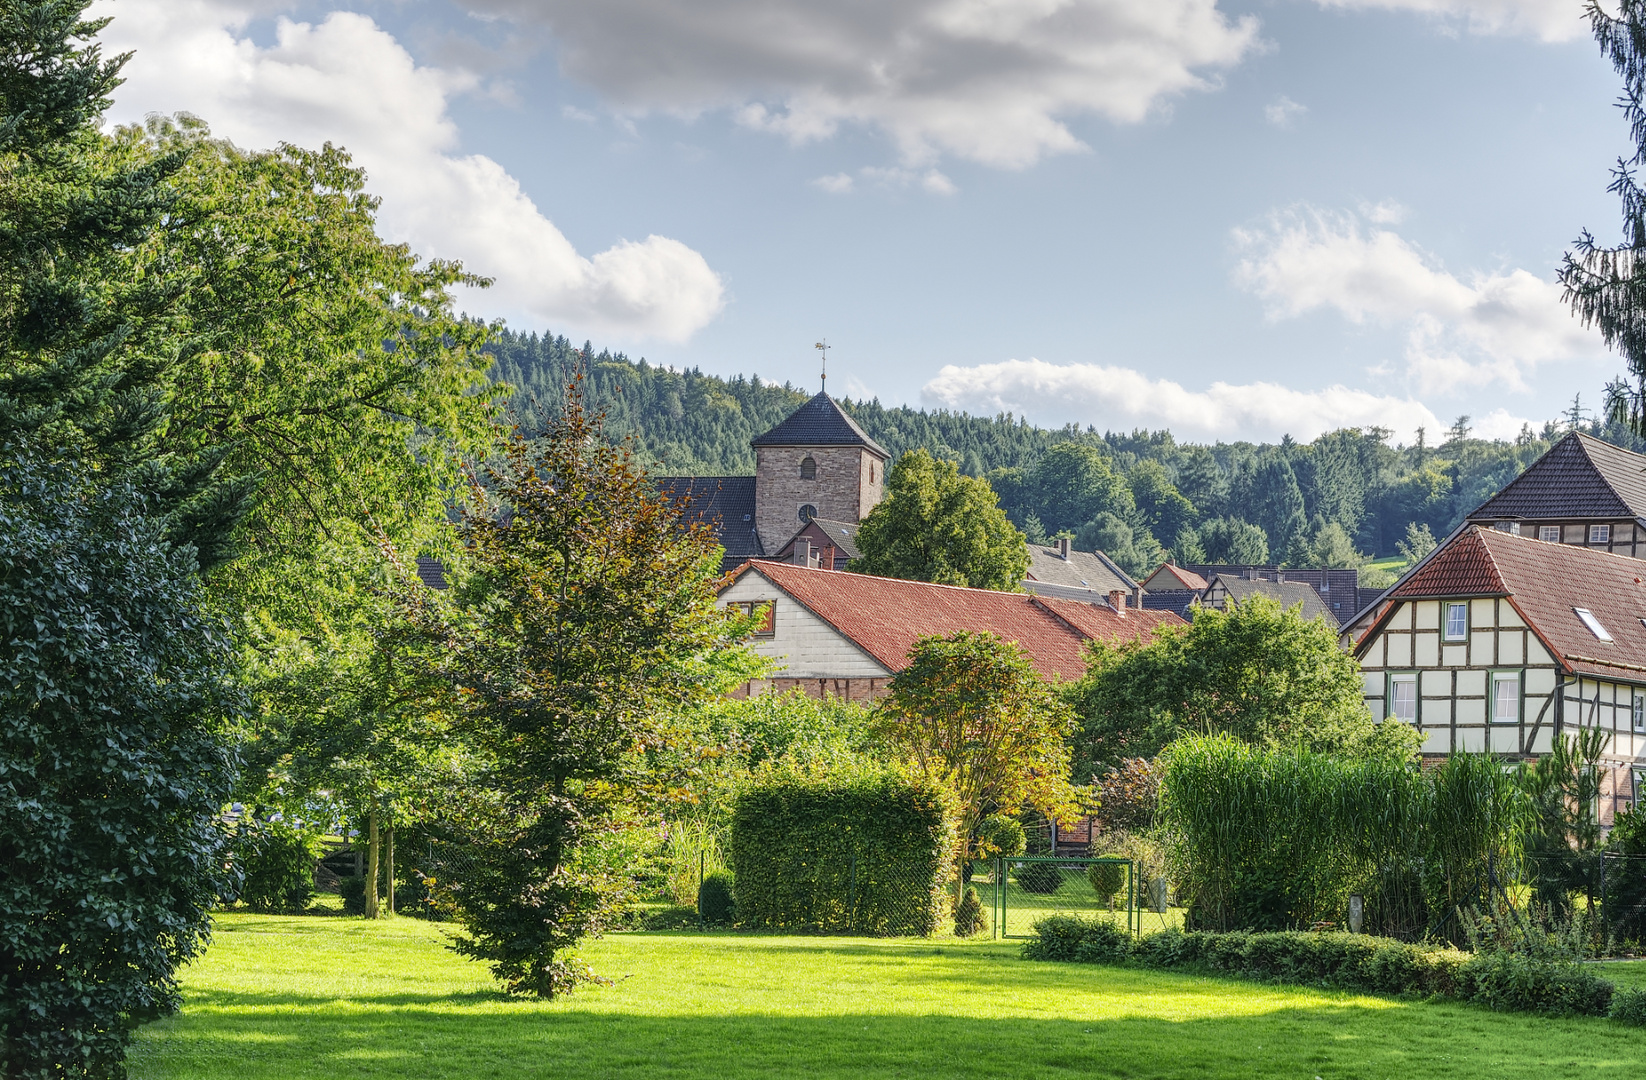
[730,769,956,936]
[1610,985,1646,1026]
[954,886,988,937]
[698,872,735,924]
[1087,861,1126,905]
[1015,861,1063,894]
[977,815,1027,858]
[1019,914,1098,961]
[644,905,703,930]
[339,875,367,916]
[238,820,326,913]
[1458,951,1612,1016]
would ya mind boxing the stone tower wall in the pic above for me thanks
[754,444,885,553]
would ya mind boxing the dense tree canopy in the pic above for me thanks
[1064,596,1419,776]
[851,449,1029,590]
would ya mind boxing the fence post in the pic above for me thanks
[698,850,705,928]
[849,855,857,933]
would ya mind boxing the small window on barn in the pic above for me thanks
[800,456,817,480]
[1389,673,1417,724]
[1591,524,1611,544]
[1494,521,1521,535]
[1491,671,1521,724]
[728,601,776,637]
[1540,526,1561,543]
[1443,603,1468,641]
[1633,693,1645,732]
[1575,607,1613,642]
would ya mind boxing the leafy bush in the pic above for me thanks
[955,886,988,937]
[730,769,956,936]
[643,905,703,931]
[1015,861,1063,894]
[340,876,367,916]
[1087,861,1127,906]
[237,821,326,913]
[977,814,1027,858]
[1458,950,1612,1016]
[1023,918,1618,1015]
[1610,986,1646,1026]
[699,872,735,924]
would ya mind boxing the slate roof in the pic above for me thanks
[658,476,763,572]
[767,518,861,569]
[1142,591,1200,618]
[415,556,449,590]
[724,562,1182,681]
[1213,575,1337,626]
[1469,432,1646,522]
[1371,524,1646,683]
[749,391,889,458]
[1024,545,1135,595]
[1142,563,1209,592]
[805,518,862,561]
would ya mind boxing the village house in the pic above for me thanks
[1137,563,1361,625]
[1352,524,1646,821]
[717,559,1183,701]
[1020,537,1142,605]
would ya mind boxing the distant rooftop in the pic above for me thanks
[749,391,889,458]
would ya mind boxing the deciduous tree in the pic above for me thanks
[851,449,1029,590]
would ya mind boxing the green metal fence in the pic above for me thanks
[970,856,1156,938]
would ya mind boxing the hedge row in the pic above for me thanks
[1024,916,1640,1022]
[730,770,956,936]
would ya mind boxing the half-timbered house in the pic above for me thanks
[1353,524,1646,822]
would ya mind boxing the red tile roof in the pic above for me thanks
[726,562,1184,681]
[1375,525,1646,682]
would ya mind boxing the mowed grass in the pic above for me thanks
[129,914,1646,1080]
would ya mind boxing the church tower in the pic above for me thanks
[751,392,890,554]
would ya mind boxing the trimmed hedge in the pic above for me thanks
[1023,916,1634,1020]
[730,770,956,936]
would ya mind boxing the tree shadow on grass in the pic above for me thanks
[135,991,1646,1080]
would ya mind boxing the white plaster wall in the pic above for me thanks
[720,572,890,679]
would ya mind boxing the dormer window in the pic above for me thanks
[1540,526,1560,543]
[1591,524,1611,544]
[800,456,817,480]
[1575,607,1613,642]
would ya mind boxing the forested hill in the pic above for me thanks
[486,330,1646,571]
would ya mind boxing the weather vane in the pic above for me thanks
[815,339,829,390]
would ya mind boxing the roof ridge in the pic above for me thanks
[759,560,1035,597]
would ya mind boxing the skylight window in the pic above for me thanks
[1575,608,1613,642]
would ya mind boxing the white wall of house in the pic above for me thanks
[719,572,890,680]
[1358,596,1646,817]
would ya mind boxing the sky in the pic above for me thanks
[90,0,1640,444]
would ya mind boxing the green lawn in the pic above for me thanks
[129,913,1646,1080]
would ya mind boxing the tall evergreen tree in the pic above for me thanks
[1563,1,1646,434]
[1245,452,1307,562]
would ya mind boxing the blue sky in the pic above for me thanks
[95,0,1632,443]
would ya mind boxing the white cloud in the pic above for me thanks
[93,0,725,342]
[467,0,1262,169]
[1308,0,1587,42]
[921,357,1493,443]
[1233,206,1601,394]
[812,173,856,194]
[1264,96,1307,127]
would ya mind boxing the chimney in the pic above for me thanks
[1108,589,1127,617]
[1057,537,1070,560]
[794,538,811,567]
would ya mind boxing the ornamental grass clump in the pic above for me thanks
[1157,735,1527,939]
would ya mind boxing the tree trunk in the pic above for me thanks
[386,826,395,916]
[366,808,380,920]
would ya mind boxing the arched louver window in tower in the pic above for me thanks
[800,456,817,480]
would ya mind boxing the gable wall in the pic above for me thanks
[719,572,891,682]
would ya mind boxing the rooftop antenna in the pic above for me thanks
[814,339,829,392]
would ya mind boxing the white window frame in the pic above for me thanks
[1539,525,1561,543]
[1443,602,1468,642]
[1590,524,1611,544]
[1575,607,1614,642]
[1388,672,1418,725]
[1633,692,1645,733]
[1494,521,1521,536]
[1490,670,1521,724]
